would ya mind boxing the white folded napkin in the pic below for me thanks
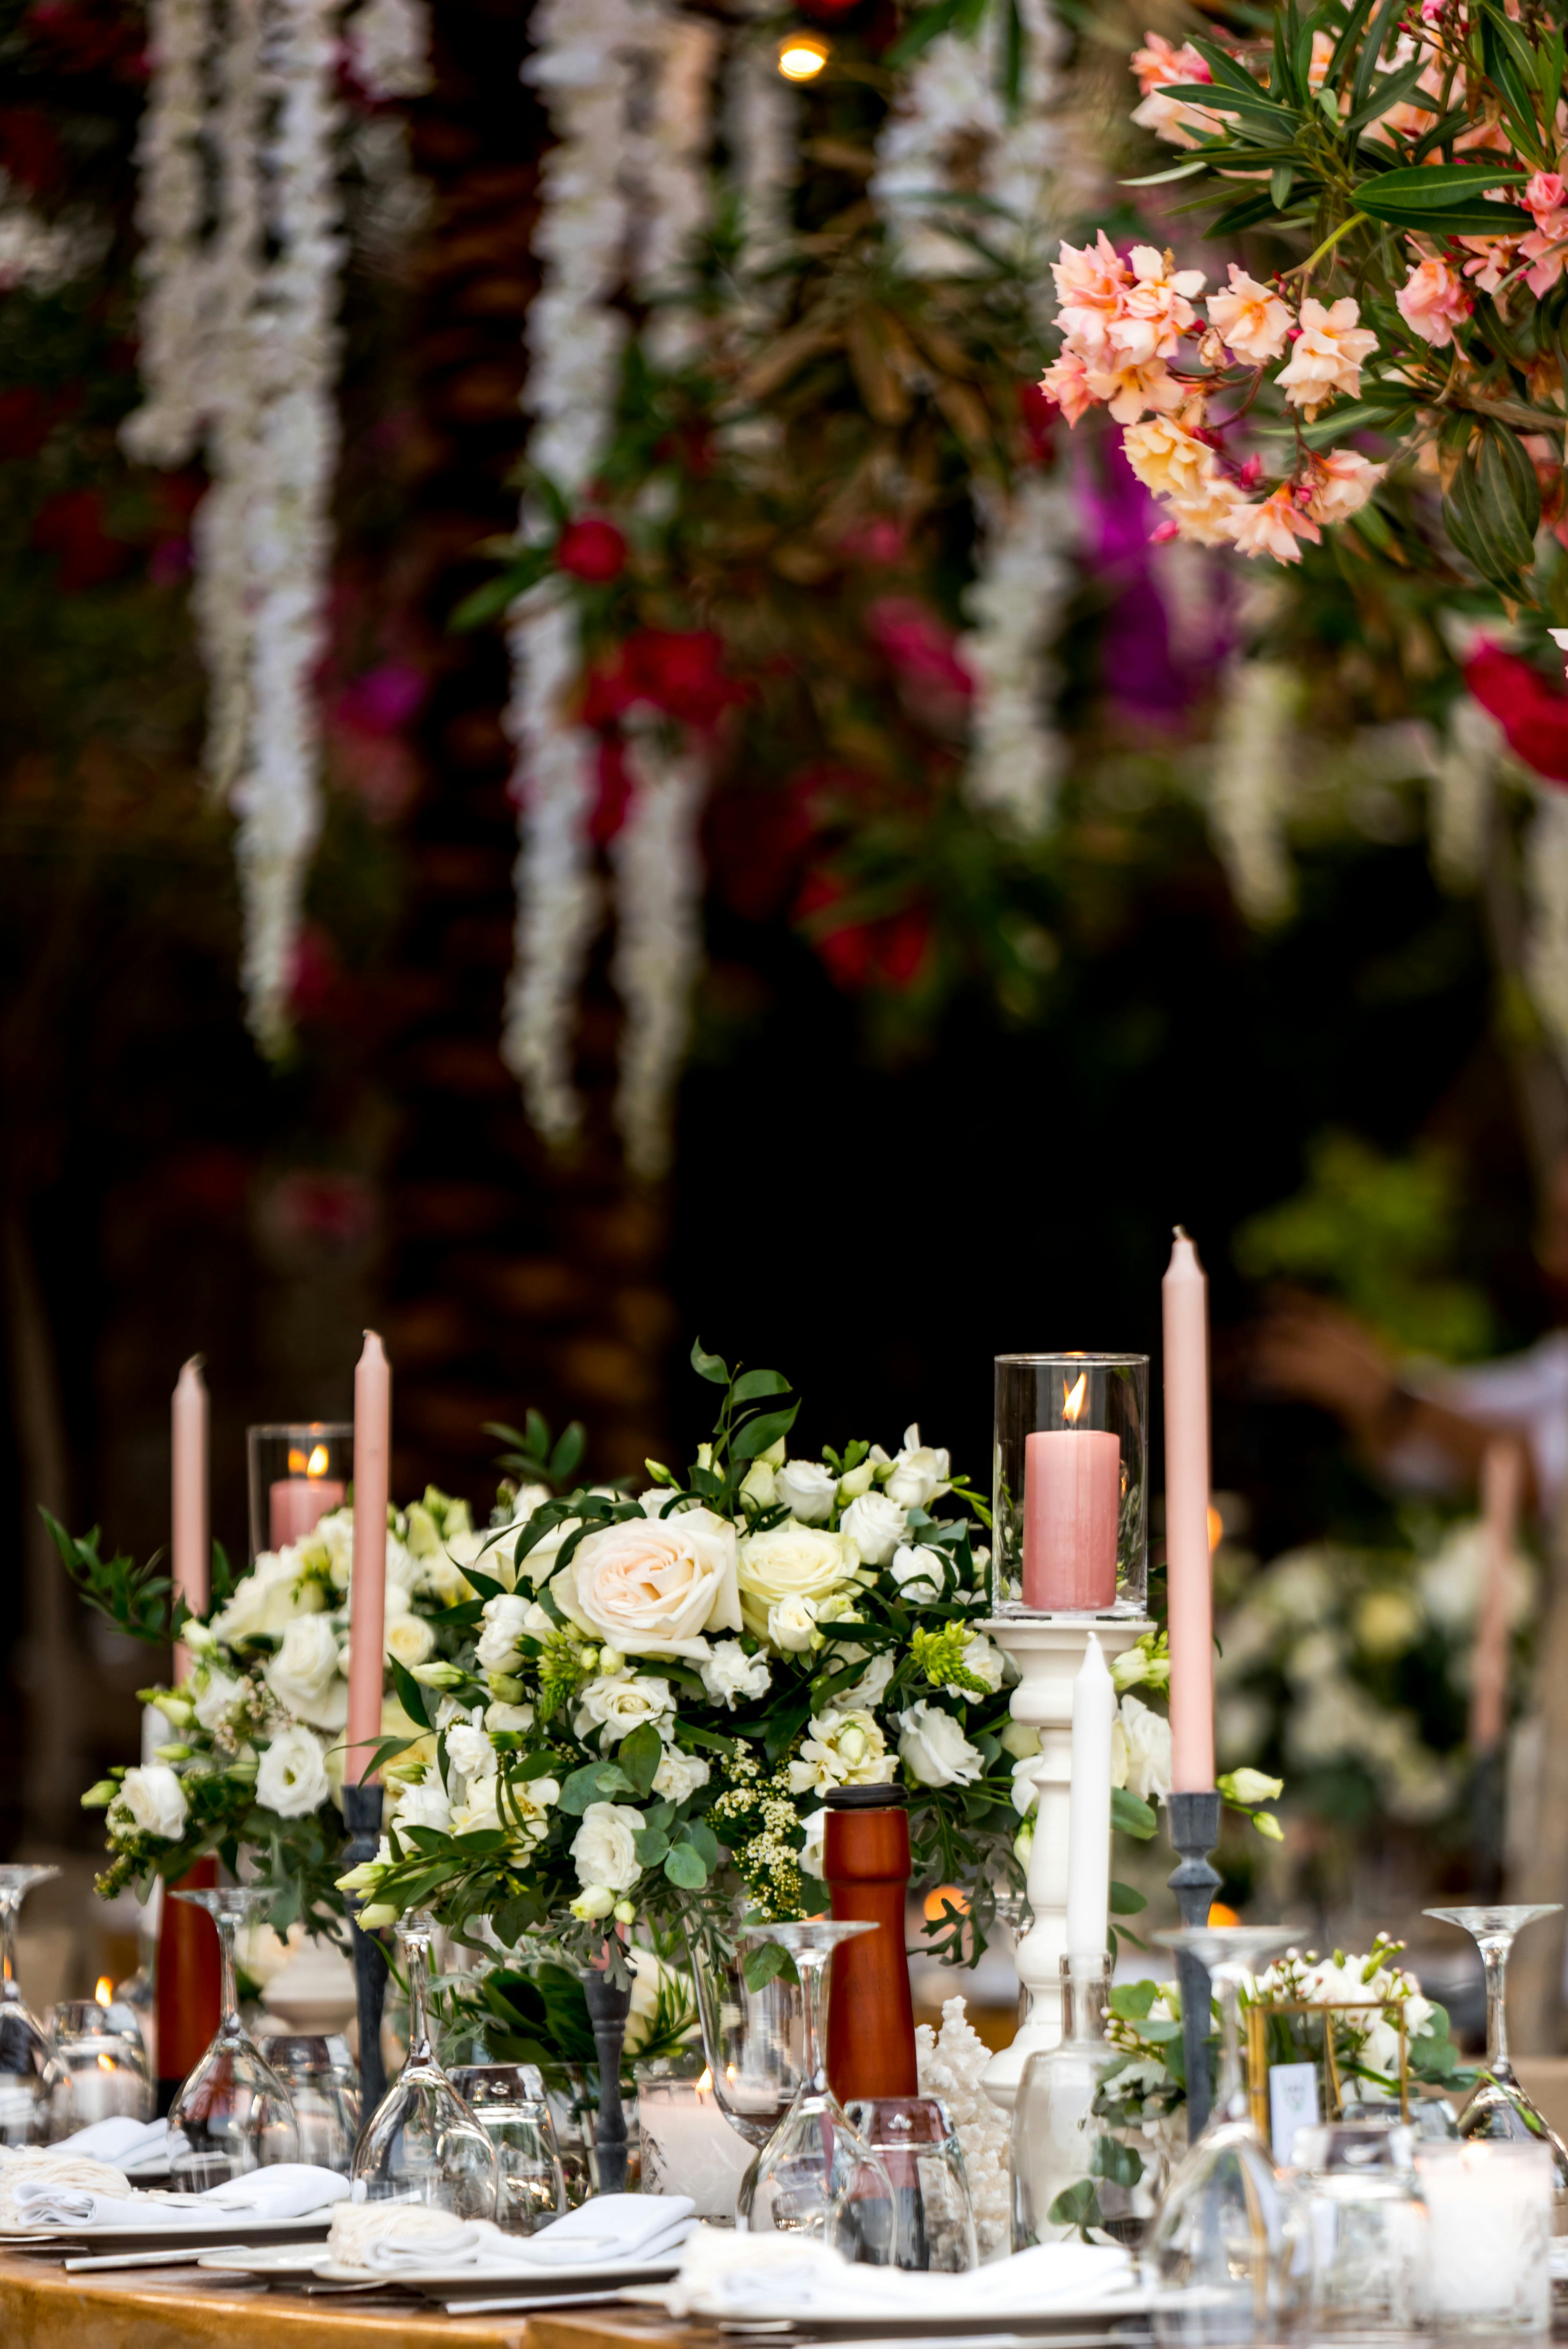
[49,2117,167,2168]
[665,2230,1134,2320]
[327,2190,698,2275]
[0,2153,132,2226]
[13,2160,350,2230]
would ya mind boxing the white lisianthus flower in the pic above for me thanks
[699,1640,771,1710]
[738,1523,859,1637]
[738,1459,777,1510]
[839,1652,895,1711]
[883,1425,951,1509]
[574,1671,675,1746]
[1218,1767,1284,1808]
[773,1458,839,1522]
[888,1543,946,1596]
[947,1633,1005,1696]
[212,1546,317,1645]
[767,1595,821,1653]
[451,1777,501,1835]
[384,1610,435,1669]
[1111,1694,1173,1803]
[265,1614,348,1730]
[554,1507,741,1661]
[509,1777,560,1851]
[839,1491,906,1567]
[787,1708,896,1795]
[255,1724,331,1818]
[898,1700,985,1788]
[999,1719,1040,1760]
[652,1745,711,1803]
[837,1459,876,1503]
[313,1511,356,1591]
[192,1669,244,1735]
[485,1700,536,1733]
[446,1724,498,1785]
[1011,1751,1048,1816]
[571,1886,616,1921]
[475,1593,534,1672]
[394,1778,452,1834]
[798,1805,829,1878]
[570,1801,644,1893]
[114,1764,188,1841]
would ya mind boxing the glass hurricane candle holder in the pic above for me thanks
[636,2049,752,2226]
[247,1423,353,1559]
[992,1355,1148,1617]
[47,2001,153,2138]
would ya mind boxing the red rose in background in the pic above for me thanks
[31,488,130,591]
[583,628,742,730]
[1018,381,1057,465]
[591,735,635,844]
[1466,645,1568,784]
[795,869,933,994]
[558,517,627,583]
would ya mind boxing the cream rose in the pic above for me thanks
[767,1596,820,1654]
[212,1547,318,1645]
[737,1524,859,1638]
[255,1724,331,1818]
[115,1764,188,1841]
[773,1459,838,1522]
[554,1508,741,1660]
[570,1800,644,1893]
[839,1491,906,1567]
[898,1700,985,1788]
[652,1745,711,1804]
[385,1610,435,1669]
[699,1640,771,1710]
[485,1699,536,1733]
[264,1614,348,1730]
[574,1671,675,1746]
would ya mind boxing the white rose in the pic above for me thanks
[839,1491,907,1567]
[384,1536,419,1599]
[884,1425,951,1509]
[394,1778,451,1834]
[798,1806,829,1878]
[255,1724,331,1818]
[115,1764,188,1841]
[192,1669,244,1735]
[212,1547,316,1645]
[947,1634,1005,1697]
[313,1511,355,1591]
[897,1699,985,1788]
[888,1543,946,1596]
[485,1700,536,1733]
[699,1640,771,1711]
[420,1528,486,1606]
[767,1595,820,1653]
[652,1746,711,1804]
[554,1507,742,1661]
[475,1593,534,1672]
[264,1614,348,1730]
[1111,1694,1173,1803]
[446,1724,498,1785]
[385,1610,435,1669]
[839,1652,895,1711]
[738,1523,859,1637]
[570,1800,644,1893]
[787,1708,896,1795]
[574,1671,675,1746]
[773,1459,838,1523]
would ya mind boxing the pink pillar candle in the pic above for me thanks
[268,1472,346,1550]
[1022,1428,1120,1609]
[1163,1227,1214,1791]
[347,1331,391,1781]
[171,1357,209,1680]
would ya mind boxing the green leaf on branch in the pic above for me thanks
[618,1723,665,1799]
[1092,2134,1144,2187]
[742,1940,793,1992]
[1111,1787,1158,1840]
[690,1338,730,1385]
[1108,1980,1158,2020]
[560,1760,632,1814]
[731,1369,793,1403]
[1047,2179,1100,2235]
[731,1404,800,1460]
[1109,1879,1149,1915]
[663,1842,707,1889]
[389,1658,432,1731]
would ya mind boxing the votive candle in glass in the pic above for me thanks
[992,1355,1148,1617]
[635,2052,751,2224]
[247,1423,352,1559]
[1415,2139,1552,2335]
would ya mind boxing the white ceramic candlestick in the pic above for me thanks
[979,1611,1148,2112]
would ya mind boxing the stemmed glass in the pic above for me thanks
[165,1887,298,2187]
[736,1919,896,2262]
[1423,1904,1568,2198]
[352,1911,498,2217]
[688,1908,805,2147]
[1146,1925,1312,2342]
[0,1866,63,2145]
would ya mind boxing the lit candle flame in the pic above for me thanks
[777,31,828,78]
[697,2067,713,2097]
[1063,1372,1088,1425]
[95,1976,113,2007]
[307,1443,329,1478]
[1207,1503,1223,1553]
[287,1443,332,1477]
[97,2051,116,2073]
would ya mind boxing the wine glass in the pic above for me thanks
[1146,1925,1312,2343]
[1422,1905,1568,2200]
[166,1886,299,2188]
[351,1912,498,2217]
[0,1865,64,2145]
[688,1907,805,2147]
[736,1919,896,2262]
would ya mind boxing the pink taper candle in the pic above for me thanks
[1163,1227,1214,1791]
[171,1357,209,1680]
[1471,1438,1522,1754]
[347,1331,391,1781]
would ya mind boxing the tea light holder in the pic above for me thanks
[991,1355,1148,1619]
[247,1423,352,1558]
[635,2050,751,2223]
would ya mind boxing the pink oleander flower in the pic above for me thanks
[1395,256,1473,347]
[1522,208,1568,297]
[1040,350,1096,426]
[1460,234,1523,293]
[1306,447,1385,524]
[1205,265,1292,364]
[1226,485,1323,562]
[1085,357,1185,423]
[1275,296,1377,411]
[1051,232,1129,361]
[1107,245,1207,368]
[1527,171,1567,226]
[1121,416,1217,502]
[1129,31,1220,146]
[1307,29,1335,88]
[1164,478,1251,546]
[1130,29,1209,95]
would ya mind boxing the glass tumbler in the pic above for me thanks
[448,2063,567,2235]
[845,2095,977,2271]
[1294,2120,1426,2334]
[260,2034,359,2173]
[46,2002,153,2139]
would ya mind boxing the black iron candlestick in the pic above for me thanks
[1167,1787,1222,2139]
[584,1967,633,2193]
[342,1780,389,2115]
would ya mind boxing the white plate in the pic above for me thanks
[313,2252,684,2292]
[0,2210,340,2252]
[197,2242,346,2281]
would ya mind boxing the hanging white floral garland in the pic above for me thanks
[1208,658,1298,924]
[610,727,707,1178]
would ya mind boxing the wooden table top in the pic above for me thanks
[0,2248,691,2349]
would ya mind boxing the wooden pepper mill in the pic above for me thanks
[155,1857,222,2114]
[823,1784,918,2101]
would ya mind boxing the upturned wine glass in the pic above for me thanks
[1423,1905,1568,2201]
[736,1919,896,2262]
[1146,1925,1312,2343]
[0,1865,62,2145]
[351,1911,498,2217]
[166,1886,299,2188]
[688,1906,805,2147]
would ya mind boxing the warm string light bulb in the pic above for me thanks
[777,30,828,79]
